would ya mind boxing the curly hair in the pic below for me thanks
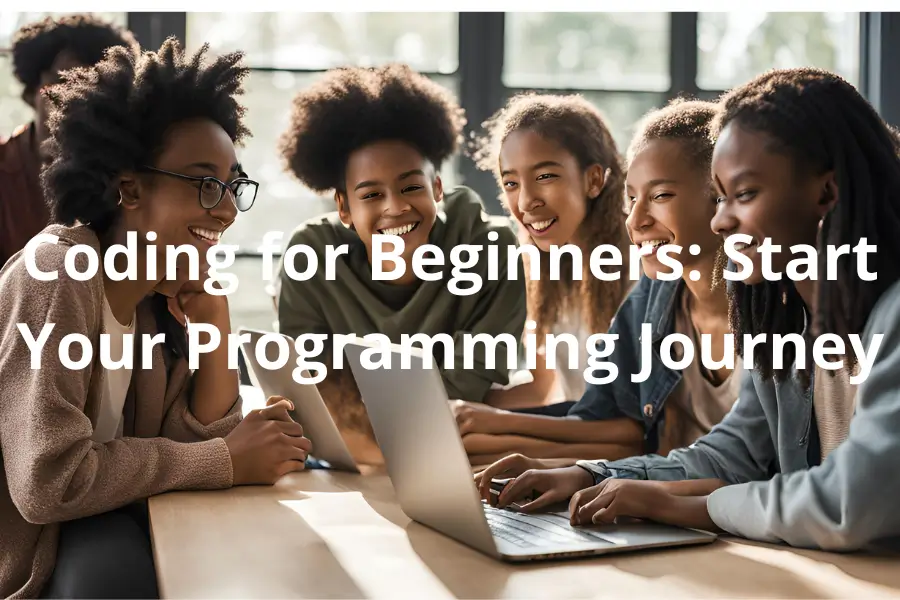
[712,67,900,383]
[40,37,250,358]
[628,97,727,288]
[471,92,632,338]
[279,63,466,193]
[11,14,139,97]
[42,37,250,234]
[627,97,719,172]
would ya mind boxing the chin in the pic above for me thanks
[530,237,558,253]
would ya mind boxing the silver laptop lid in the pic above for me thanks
[238,328,359,473]
[342,337,498,557]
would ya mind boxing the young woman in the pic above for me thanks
[274,64,527,466]
[466,92,633,411]
[484,68,900,554]
[0,40,312,598]
[458,96,741,466]
[1,14,139,268]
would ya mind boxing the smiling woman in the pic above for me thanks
[272,63,527,466]
[0,37,313,599]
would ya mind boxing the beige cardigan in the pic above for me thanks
[0,224,243,598]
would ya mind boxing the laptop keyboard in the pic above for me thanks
[483,504,612,548]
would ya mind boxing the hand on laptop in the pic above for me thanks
[568,479,670,526]
[482,465,593,512]
[224,398,313,485]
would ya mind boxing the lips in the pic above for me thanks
[526,218,557,236]
[731,236,759,253]
[635,238,672,255]
[188,226,222,246]
[378,222,420,237]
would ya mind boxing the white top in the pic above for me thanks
[91,294,136,443]
[544,309,591,402]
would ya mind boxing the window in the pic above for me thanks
[186,13,460,255]
[0,12,126,137]
[697,12,860,90]
[186,12,458,73]
[503,12,670,151]
[504,12,670,91]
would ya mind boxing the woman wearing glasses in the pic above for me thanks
[0,40,311,599]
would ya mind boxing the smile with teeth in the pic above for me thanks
[528,218,557,233]
[189,226,222,246]
[639,239,671,254]
[733,238,759,252]
[379,222,419,236]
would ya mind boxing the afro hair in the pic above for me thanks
[626,97,719,171]
[41,37,250,234]
[279,63,466,193]
[11,13,139,97]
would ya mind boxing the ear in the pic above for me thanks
[335,191,353,228]
[816,170,839,219]
[118,172,142,211]
[432,174,444,204]
[585,164,611,198]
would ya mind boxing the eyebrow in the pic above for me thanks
[729,169,762,185]
[645,178,679,186]
[500,160,564,178]
[397,169,425,181]
[354,169,427,191]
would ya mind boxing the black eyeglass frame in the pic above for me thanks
[140,165,259,212]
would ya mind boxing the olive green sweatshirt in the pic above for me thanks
[274,186,526,402]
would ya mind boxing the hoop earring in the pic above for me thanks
[117,191,124,206]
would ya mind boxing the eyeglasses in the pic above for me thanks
[140,166,259,212]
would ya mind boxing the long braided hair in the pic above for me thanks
[711,68,900,383]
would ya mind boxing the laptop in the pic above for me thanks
[238,328,359,473]
[342,336,717,561]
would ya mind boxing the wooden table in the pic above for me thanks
[149,466,900,599]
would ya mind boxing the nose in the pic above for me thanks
[710,199,737,237]
[210,187,239,225]
[383,190,412,216]
[625,194,654,234]
[517,180,543,214]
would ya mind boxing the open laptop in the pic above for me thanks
[238,328,359,473]
[343,336,717,562]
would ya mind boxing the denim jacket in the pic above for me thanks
[579,278,900,553]
[568,275,688,453]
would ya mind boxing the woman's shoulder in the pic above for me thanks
[0,224,104,321]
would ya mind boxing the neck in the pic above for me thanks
[681,252,729,321]
[101,229,161,324]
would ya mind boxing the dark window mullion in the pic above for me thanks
[457,12,506,213]
[127,12,186,50]
[668,12,699,100]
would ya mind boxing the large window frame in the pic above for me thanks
[91,12,900,222]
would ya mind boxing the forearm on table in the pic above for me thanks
[494,412,644,445]
[656,495,722,532]
[657,479,729,496]
[464,433,642,462]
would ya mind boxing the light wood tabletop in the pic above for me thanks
[148,467,900,599]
